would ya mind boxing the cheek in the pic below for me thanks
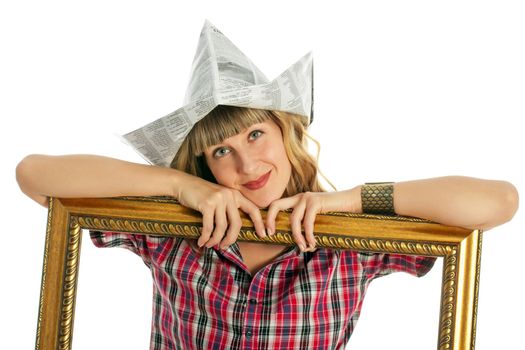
[213,173,226,184]
[208,163,231,186]
[271,142,291,175]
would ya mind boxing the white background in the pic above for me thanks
[1,1,523,349]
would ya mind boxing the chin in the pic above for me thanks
[252,198,272,209]
[251,192,282,209]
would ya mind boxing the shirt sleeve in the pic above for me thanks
[88,230,173,268]
[359,252,437,280]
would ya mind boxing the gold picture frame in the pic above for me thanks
[36,196,482,350]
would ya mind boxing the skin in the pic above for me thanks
[204,120,292,210]
[202,119,362,252]
[201,119,295,251]
[199,119,520,254]
[15,121,519,256]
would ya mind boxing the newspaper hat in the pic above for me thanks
[121,19,313,167]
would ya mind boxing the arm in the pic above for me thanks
[15,154,267,245]
[266,175,519,252]
[15,154,185,208]
[391,176,519,231]
[340,176,518,231]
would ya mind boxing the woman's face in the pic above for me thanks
[203,119,292,208]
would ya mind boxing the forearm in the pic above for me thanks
[391,176,518,230]
[16,154,183,207]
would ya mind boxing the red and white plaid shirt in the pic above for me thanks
[90,231,436,350]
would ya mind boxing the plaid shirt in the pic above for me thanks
[90,231,436,350]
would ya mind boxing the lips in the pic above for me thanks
[243,171,271,190]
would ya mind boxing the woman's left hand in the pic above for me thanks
[265,188,361,252]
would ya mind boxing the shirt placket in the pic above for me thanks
[214,243,302,348]
[243,250,303,348]
[240,272,266,348]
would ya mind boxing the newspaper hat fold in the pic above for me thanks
[122,19,313,167]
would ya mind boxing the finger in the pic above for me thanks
[206,206,227,248]
[290,200,308,251]
[302,203,320,250]
[220,203,242,249]
[239,197,266,238]
[198,208,214,247]
[266,196,298,236]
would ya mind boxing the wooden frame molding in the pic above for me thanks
[36,196,482,350]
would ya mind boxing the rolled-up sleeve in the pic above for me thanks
[89,230,170,268]
[359,252,437,280]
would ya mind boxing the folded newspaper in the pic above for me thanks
[121,19,313,167]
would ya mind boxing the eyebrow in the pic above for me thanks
[208,124,266,156]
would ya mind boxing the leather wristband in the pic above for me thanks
[361,182,395,215]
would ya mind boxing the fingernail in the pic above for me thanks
[300,243,306,251]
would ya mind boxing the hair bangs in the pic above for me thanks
[189,106,273,156]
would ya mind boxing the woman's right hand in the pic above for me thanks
[174,172,267,250]
[15,154,266,250]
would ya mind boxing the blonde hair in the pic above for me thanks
[170,105,335,253]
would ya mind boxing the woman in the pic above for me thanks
[16,105,518,349]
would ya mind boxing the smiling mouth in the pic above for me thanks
[243,171,271,190]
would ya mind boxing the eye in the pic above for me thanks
[213,147,230,158]
[249,130,264,140]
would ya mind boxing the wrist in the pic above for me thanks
[167,168,186,199]
[343,186,363,213]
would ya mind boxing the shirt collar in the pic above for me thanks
[212,242,301,272]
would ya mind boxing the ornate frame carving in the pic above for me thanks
[36,196,482,350]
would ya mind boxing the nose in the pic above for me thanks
[236,148,259,174]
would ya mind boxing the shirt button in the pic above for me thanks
[249,298,257,305]
[245,328,253,338]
